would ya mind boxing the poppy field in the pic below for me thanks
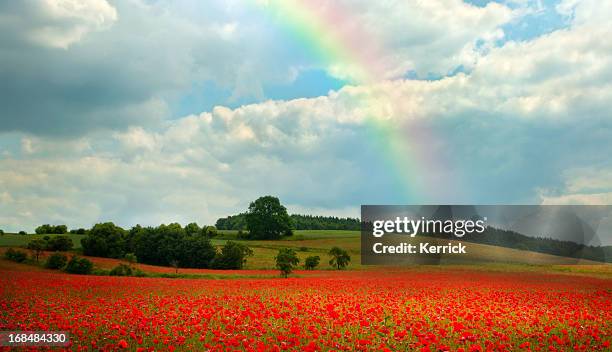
[1,263,611,352]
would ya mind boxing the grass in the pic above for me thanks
[0,233,86,248]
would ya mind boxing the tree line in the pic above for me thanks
[216,213,360,231]
[81,222,252,269]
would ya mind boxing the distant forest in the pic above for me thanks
[216,213,361,231]
[426,226,612,263]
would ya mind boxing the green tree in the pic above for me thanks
[46,235,73,251]
[35,224,67,234]
[203,226,218,237]
[179,235,216,268]
[27,238,47,262]
[184,222,201,236]
[304,255,320,270]
[81,222,126,258]
[245,196,293,240]
[211,241,253,269]
[275,248,300,278]
[35,224,51,234]
[328,246,351,270]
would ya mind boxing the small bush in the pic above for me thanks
[299,246,308,252]
[109,264,145,277]
[4,248,27,263]
[65,256,93,275]
[18,231,27,235]
[45,253,68,269]
[0,229,4,235]
[109,263,133,276]
[304,255,320,270]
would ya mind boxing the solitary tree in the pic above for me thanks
[275,248,300,278]
[245,196,293,240]
[27,239,47,262]
[304,255,320,270]
[328,246,351,270]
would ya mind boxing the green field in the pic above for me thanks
[0,233,87,248]
[2,230,609,272]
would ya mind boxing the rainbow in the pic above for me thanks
[252,0,459,201]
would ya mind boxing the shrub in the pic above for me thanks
[45,253,68,269]
[65,256,93,275]
[304,255,320,270]
[0,229,4,235]
[109,263,133,276]
[299,246,308,252]
[18,231,27,235]
[4,248,27,263]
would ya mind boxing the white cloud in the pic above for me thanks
[0,0,519,136]
[540,192,612,205]
[539,167,612,205]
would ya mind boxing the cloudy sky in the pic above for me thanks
[1,0,611,231]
